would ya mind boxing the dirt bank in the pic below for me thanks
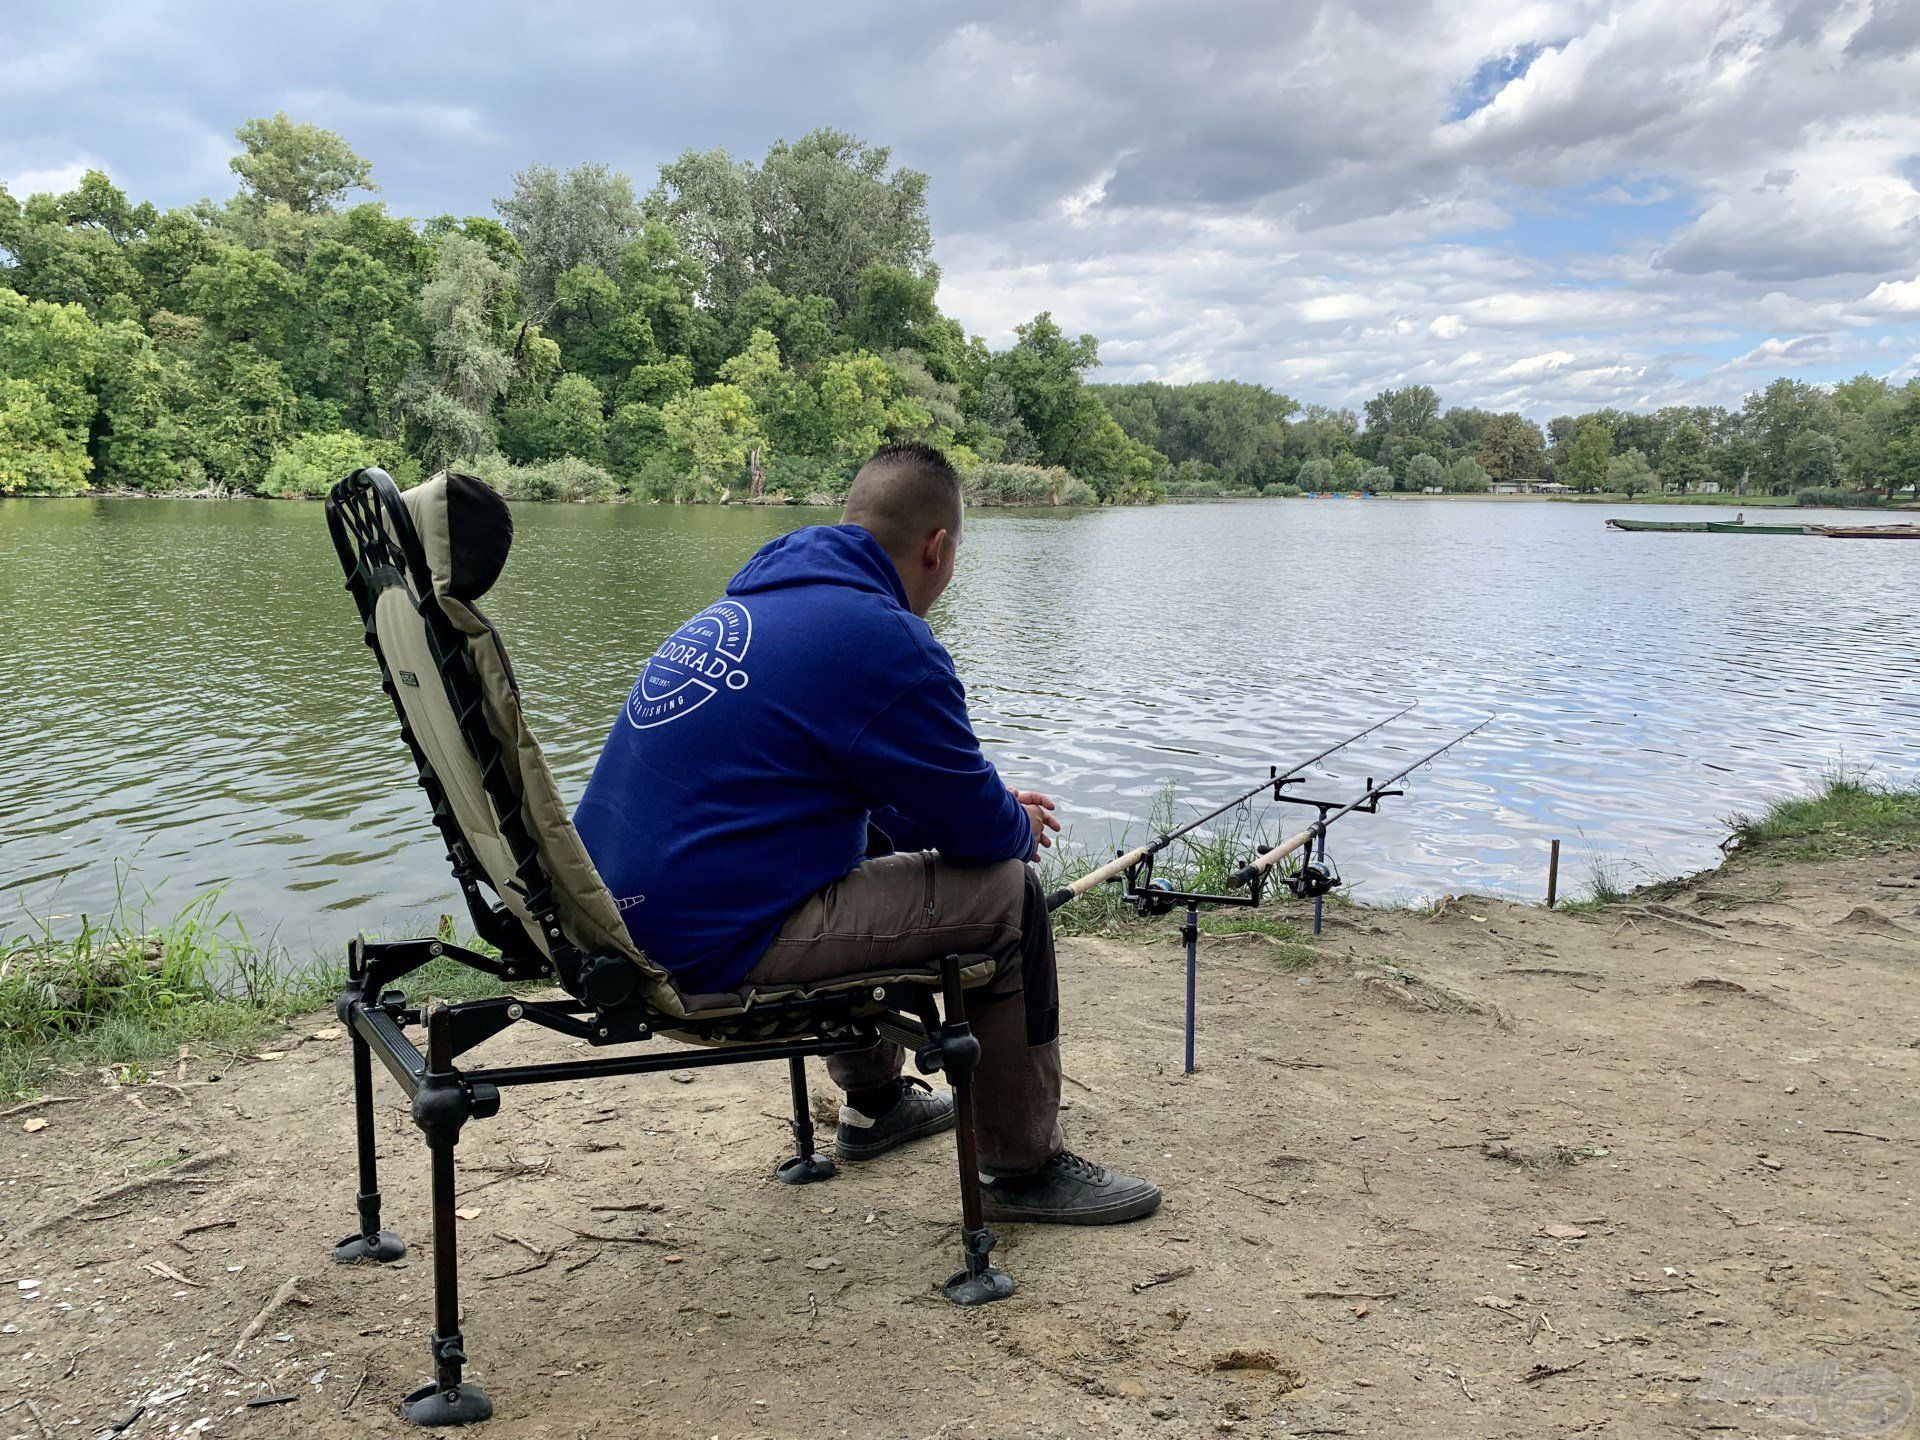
[5,847,1918,1439]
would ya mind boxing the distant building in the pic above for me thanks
[1532,481,1573,495]
[1492,478,1556,494]
[1698,480,1721,494]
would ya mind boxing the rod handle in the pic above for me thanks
[1227,826,1317,888]
[1047,843,1152,911]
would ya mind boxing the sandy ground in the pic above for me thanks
[4,848,1919,1440]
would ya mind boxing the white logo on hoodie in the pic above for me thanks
[624,600,753,729]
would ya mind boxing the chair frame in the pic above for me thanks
[323,468,1013,1428]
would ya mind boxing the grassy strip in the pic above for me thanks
[1726,772,1920,863]
[1,890,505,1100]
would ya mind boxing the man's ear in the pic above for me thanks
[921,527,949,571]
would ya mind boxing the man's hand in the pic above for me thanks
[1009,786,1062,862]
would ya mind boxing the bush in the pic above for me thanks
[763,453,858,501]
[1268,483,1302,498]
[261,430,415,498]
[468,453,619,502]
[962,461,1096,507]
[1794,486,1885,509]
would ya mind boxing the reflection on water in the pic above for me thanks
[2,495,1913,957]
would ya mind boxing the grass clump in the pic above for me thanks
[1727,770,1920,863]
[1042,780,1326,953]
[1,885,507,1100]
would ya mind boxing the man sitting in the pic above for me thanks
[576,442,1159,1224]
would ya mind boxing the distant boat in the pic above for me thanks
[1607,516,1810,535]
[1811,523,1920,539]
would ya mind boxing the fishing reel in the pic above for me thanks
[1132,876,1179,917]
[1287,855,1341,900]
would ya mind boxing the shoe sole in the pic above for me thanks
[834,1108,956,1162]
[980,1187,1163,1226]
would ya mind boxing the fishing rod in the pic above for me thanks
[1049,712,1489,1076]
[1043,704,1417,913]
[1224,717,1495,894]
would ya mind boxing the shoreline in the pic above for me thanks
[7,777,1912,1101]
[8,485,1911,513]
[4,782,1916,1436]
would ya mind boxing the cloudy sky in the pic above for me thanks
[6,0,1918,418]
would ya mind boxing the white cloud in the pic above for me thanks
[5,158,99,196]
[1859,276,1920,314]
[4,0,1919,418]
[1298,293,1386,324]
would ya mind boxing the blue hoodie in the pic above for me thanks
[574,524,1033,994]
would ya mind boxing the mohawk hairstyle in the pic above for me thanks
[842,442,964,552]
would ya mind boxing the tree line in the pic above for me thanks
[2,114,1913,508]
[1105,378,1920,503]
[0,115,1157,504]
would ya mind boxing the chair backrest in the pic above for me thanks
[324,467,686,1018]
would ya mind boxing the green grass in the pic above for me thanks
[1042,781,1328,959]
[1,886,507,1100]
[1727,770,1920,864]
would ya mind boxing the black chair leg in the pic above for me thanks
[401,1013,494,1427]
[333,1022,407,1264]
[936,956,1015,1306]
[775,1055,837,1184]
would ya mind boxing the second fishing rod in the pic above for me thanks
[1042,704,1415,914]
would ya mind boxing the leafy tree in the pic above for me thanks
[1560,420,1612,492]
[183,347,299,487]
[1100,379,1293,490]
[230,113,376,214]
[1742,378,1836,493]
[1782,430,1840,491]
[496,163,642,319]
[400,234,516,470]
[298,239,419,431]
[0,287,98,492]
[1659,421,1709,492]
[649,130,933,314]
[1404,452,1445,490]
[660,383,764,491]
[1445,454,1491,491]
[1474,412,1546,483]
[1606,447,1656,496]
[500,372,607,464]
[1295,455,1335,490]
[1358,464,1392,493]
[847,266,939,353]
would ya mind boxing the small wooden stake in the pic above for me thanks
[1547,838,1561,908]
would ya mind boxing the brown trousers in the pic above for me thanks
[745,852,1065,1177]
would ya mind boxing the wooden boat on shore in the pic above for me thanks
[1810,523,1920,539]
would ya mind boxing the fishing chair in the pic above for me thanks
[322,467,1014,1427]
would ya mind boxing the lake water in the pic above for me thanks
[2,495,1912,959]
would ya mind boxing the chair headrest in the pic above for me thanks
[399,472,514,602]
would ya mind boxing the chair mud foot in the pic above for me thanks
[775,1152,838,1184]
[775,1056,837,1184]
[942,1226,1015,1306]
[334,1228,407,1264]
[401,1377,493,1427]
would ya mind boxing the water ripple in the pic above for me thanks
[1,495,1912,957]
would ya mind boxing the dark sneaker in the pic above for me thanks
[835,1077,956,1162]
[980,1151,1162,1225]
